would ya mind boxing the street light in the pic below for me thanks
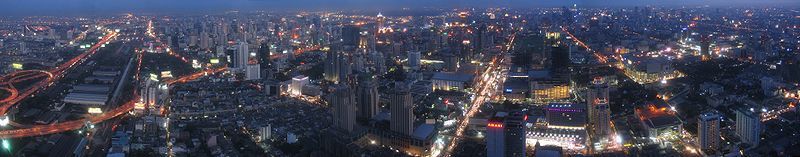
[2,139,10,151]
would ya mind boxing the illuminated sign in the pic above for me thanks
[134,102,146,110]
[505,88,512,93]
[11,63,23,70]
[210,58,220,64]
[149,73,159,81]
[161,71,173,78]
[88,107,103,114]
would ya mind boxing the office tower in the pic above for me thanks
[486,111,527,157]
[587,77,611,139]
[371,51,386,74]
[443,51,458,72]
[407,51,421,70]
[736,108,761,148]
[235,41,249,69]
[258,42,272,70]
[700,35,711,61]
[260,125,272,142]
[19,42,27,54]
[550,46,570,72]
[698,112,721,153]
[389,82,413,135]
[342,25,361,47]
[486,113,506,157]
[330,84,356,133]
[505,111,527,157]
[324,50,341,83]
[356,73,379,121]
[245,64,261,80]
[199,31,210,49]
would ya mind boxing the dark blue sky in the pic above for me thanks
[1,0,797,15]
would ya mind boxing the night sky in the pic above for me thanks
[1,0,797,15]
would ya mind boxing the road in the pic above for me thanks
[439,33,515,157]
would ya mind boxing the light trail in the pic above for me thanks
[164,67,228,85]
[0,97,137,138]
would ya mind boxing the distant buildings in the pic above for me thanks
[697,112,721,153]
[735,108,761,148]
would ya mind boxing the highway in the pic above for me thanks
[0,30,118,115]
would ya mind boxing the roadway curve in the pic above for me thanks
[0,31,117,115]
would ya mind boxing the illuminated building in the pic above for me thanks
[698,112,721,153]
[527,104,587,153]
[431,72,474,92]
[487,111,527,157]
[546,103,586,128]
[530,80,570,103]
[356,73,379,121]
[290,75,309,96]
[330,84,356,133]
[389,82,414,135]
[634,102,682,138]
[735,108,761,148]
[587,77,611,140]
[620,55,681,84]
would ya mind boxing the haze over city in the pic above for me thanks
[0,0,798,157]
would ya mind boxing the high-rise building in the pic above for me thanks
[698,112,721,153]
[245,64,261,80]
[199,31,210,50]
[443,51,458,72]
[260,125,272,142]
[324,50,342,83]
[486,111,527,157]
[407,51,421,70]
[342,25,361,47]
[330,84,356,133]
[587,77,611,139]
[356,73,379,121]
[736,108,761,148]
[389,82,414,135]
[235,41,249,69]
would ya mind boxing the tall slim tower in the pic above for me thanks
[736,108,761,148]
[389,82,413,135]
[330,84,356,133]
[407,51,421,70]
[587,77,611,139]
[356,73,379,121]
[235,41,249,69]
[698,112,721,153]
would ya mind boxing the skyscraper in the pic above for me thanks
[407,51,421,70]
[486,111,527,157]
[330,84,356,133]
[389,82,413,135]
[356,73,379,121]
[736,108,761,148]
[324,50,341,83]
[235,41,249,69]
[342,25,361,47]
[245,64,261,80]
[587,77,611,139]
[698,112,721,153]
